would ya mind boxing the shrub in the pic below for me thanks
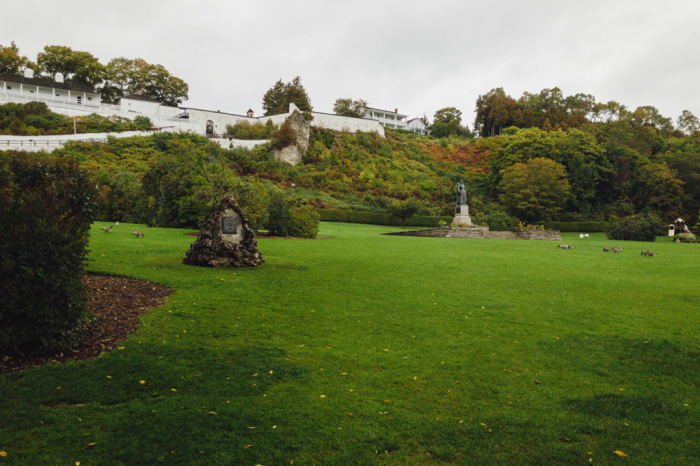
[0,152,97,355]
[606,213,665,242]
[675,232,696,243]
[289,204,320,238]
[266,193,320,238]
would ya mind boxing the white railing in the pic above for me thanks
[0,91,120,113]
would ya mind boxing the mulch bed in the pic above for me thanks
[0,275,172,374]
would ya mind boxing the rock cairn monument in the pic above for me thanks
[183,194,264,267]
[453,180,472,225]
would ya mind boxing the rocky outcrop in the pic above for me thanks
[183,194,264,267]
[273,111,310,166]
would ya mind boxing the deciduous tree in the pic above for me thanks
[101,57,189,106]
[499,157,570,222]
[333,98,367,118]
[0,42,34,74]
[37,45,104,88]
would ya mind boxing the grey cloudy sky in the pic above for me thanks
[3,0,699,127]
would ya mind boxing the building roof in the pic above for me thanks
[407,118,426,125]
[0,72,95,93]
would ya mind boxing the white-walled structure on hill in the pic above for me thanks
[0,72,386,142]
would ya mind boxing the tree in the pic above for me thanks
[388,197,421,227]
[631,162,685,220]
[262,77,312,116]
[677,110,700,135]
[37,45,104,88]
[499,157,570,222]
[431,107,468,138]
[433,107,462,125]
[101,57,189,106]
[333,98,367,118]
[0,42,34,74]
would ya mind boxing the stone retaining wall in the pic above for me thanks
[387,227,561,241]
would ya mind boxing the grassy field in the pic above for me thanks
[1,222,698,464]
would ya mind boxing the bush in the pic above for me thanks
[0,152,98,355]
[675,232,696,243]
[473,210,520,231]
[606,213,665,242]
[266,193,319,238]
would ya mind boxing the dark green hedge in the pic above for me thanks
[542,221,608,232]
[0,152,97,355]
[320,209,452,227]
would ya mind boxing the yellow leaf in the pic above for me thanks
[244,444,252,449]
[0,451,7,457]
[341,372,348,376]
[383,399,391,403]
[269,370,273,374]
[320,395,326,398]
[139,380,146,385]
[118,347,125,350]
[272,425,277,429]
[85,442,96,449]
[208,411,217,415]
[481,423,488,427]
[613,450,627,457]
[252,374,258,377]
[171,389,177,392]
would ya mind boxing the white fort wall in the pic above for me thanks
[1,90,386,139]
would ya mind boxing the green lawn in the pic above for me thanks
[1,222,698,464]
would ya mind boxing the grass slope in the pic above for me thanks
[1,223,698,464]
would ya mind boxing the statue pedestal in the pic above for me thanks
[453,204,472,225]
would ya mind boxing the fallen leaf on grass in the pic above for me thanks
[559,437,570,443]
[347,412,354,417]
[85,443,96,449]
[208,411,217,415]
[244,444,252,449]
[0,451,7,457]
[480,423,488,427]
[534,380,542,384]
[383,399,391,403]
[139,380,146,385]
[613,450,627,457]
[320,395,326,398]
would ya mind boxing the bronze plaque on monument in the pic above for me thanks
[222,217,237,234]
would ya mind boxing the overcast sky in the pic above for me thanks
[3,0,699,128]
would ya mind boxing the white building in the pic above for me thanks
[1,70,103,110]
[407,117,429,135]
[364,107,408,130]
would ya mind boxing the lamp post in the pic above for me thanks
[291,182,296,196]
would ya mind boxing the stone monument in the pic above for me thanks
[183,194,264,268]
[453,180,472,225]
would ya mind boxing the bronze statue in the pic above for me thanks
[456,180,467,205]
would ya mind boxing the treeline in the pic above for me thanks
[473,87,699,137]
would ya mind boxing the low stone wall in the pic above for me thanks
[386,226,561,241]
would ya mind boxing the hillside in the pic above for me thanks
[2,102,699,231]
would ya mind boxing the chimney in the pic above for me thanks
[395,108,398,114]
[24,68,34,79]
[55,72,64,83]
[247,109,254,117]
